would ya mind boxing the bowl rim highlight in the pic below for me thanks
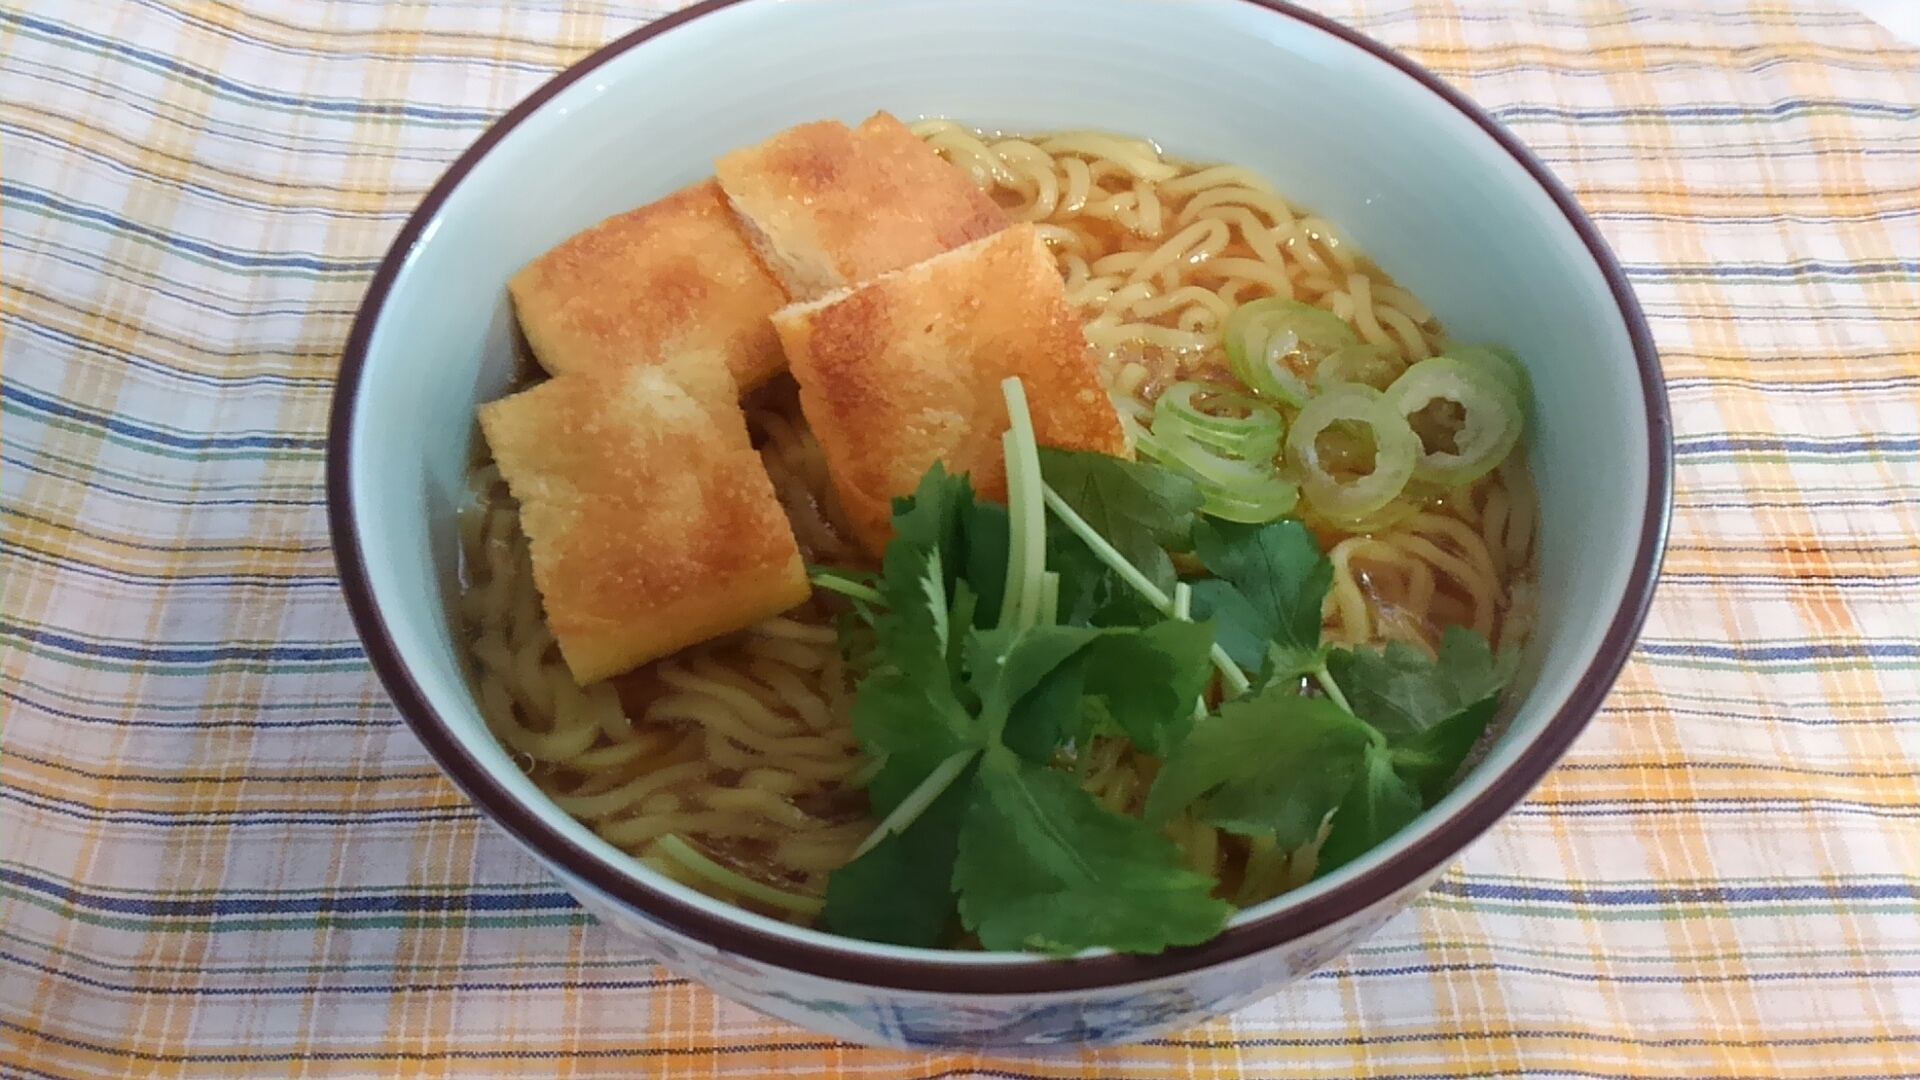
[326,0,1672,995]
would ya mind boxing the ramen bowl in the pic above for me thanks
[328,0,1670,1050]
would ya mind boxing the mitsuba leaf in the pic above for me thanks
[1325,624,1518,742]
[1389,696,1500,803]
[834,609,879,678]
[1001,658,1085,764]
[1038,447,1203,595]
[1185,579,1268,673]
[840,453,1397,949]
[1314,742,1423,876]
[881,463,1008,631]
[853,664,974,815]
[954,751,1232,955]
[974,618,1213,763]
[961,501,1010,630]
[1079,619,1216,756]
[1144,685,1375,849]
[1048,528,1162,628]
[820,761,975,947]
[881,464,968,594]
[854,466,1033,812]
[969,624,1102,760]
[854,474,985,815]
[1188,518,1332,680]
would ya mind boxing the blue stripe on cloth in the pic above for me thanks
[1635,640,1920,662]
[1,10,504,125]
[1,688,398,732]
[2,185,383,276]
[0,620,366,665]
[0,866,579,917]
[1,382,327,453]
[1492,99,1920,122]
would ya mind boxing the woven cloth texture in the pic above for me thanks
[2,1,1916,1076]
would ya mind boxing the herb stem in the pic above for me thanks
[808,569,885,606]
[1172,582,1208,723]
[845,753,884,788]
[1040,482,1251,696]
[1041,482,1164,603]
[849,748,978,860]
[1000,378,1048,631]
[1311,662,1354,715]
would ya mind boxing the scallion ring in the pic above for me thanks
[1306,492,1424,535]
[1153,381,1285,462]
[1439,343,1532,409]
[1314,343,1405,392]
[1223,298,1359,406]
[1141,386,1299,523]
[1187,467,1301,522]
[1140,426,1300,522]
[1285,383,1420,519]
[1384,355,1525,486]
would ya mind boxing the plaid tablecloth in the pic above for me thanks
[3,1,1916,1075]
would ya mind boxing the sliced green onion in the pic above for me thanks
[1285,383,1420,520]
[655,835,824,917]
[1184,471,1300,523]
[1440,343,1531,408]
[1315,343,1405,392]
[1223,298,1360,406]
[1205,490,1299,524]
[1384,355,1525,486]
[1307,493,1423,535]
[1135,423,1271,487]
[1141,380,1299,523]
[1139,426,1299,523]
[1154,381,1284,461]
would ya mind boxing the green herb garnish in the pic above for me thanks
[818,377,1519,955]
[1143,688,1374,849]
[1037,445,1203,595]
[1187,516,1333,682]
[955,753,1230,954]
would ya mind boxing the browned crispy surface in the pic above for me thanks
[507,179,790,391]
[477,358,809,683]
[772,223,1128,555]
[715,112,1009,300]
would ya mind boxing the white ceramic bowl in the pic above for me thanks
[328,0,1670,1050]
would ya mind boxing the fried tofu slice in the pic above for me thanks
[477,358,809,684]
[715,111,1009,300]
[772,223,1127,555]
[507,179,790,392]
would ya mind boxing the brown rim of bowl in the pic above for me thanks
[326,0,1671,996]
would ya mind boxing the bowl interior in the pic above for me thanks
[340,0,1655,966]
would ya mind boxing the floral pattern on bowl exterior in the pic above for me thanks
[549,860,1448,1049]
